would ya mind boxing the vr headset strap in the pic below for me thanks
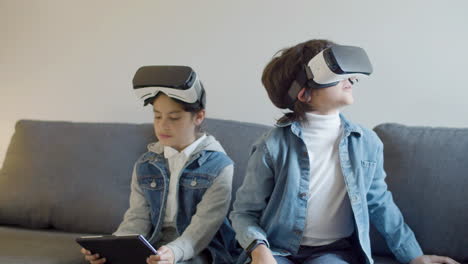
[288,65,309,102]
[288,64,336,106]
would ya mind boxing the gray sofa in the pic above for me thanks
[0,118,466,264]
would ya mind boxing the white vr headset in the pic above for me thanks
[288,45,373,108]
[133,65,205,107]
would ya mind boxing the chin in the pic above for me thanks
[339,99,354,107]
[157,138,170,145]
[344,96,354,105]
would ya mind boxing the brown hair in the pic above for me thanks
[261,39,336,123]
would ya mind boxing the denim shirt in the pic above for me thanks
[134,141,240,264]
[230,114,423,264]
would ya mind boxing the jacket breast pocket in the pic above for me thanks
[360,160,377,183]
[361,160,376,168]
[138,176,165,191]
[180,174,213,190]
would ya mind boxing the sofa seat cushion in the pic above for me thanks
[0,226,89,264]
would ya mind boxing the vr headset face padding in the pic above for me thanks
[133,65,205,107]
[287,45,373,109]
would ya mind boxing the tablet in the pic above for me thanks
[76,234,157,264]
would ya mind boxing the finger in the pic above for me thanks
[148,255,162,261]
[157,254,172,261]
[157,247,169,254]
[86,253,100,261]
[147,256,167,264]
[429,255,458,264]
[87,255,104,263]
[81,248,93,256]
[443,257,460,264]
[90,258,106,264]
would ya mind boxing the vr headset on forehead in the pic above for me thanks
[288,45,373,108]
[133,65,205,107]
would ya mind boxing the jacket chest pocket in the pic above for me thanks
[180,174,213,190]
[361,160,377,172]
[139,176,165,191]
[360,160,377,187]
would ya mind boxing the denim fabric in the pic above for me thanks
[230,114,423,264]
[273,237,359,264]
[135,150,238,264]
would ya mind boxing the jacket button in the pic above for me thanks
[299,192,307,199]
[351,195,359,203]
[150,180,157,188]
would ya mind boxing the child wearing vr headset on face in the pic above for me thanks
[81,66,240,264]
[230,40,459,264]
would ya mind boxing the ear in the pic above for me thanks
[193,110,206,126]
[297,88,311,103]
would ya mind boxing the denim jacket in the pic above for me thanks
[115,135,240,264]
[230,114,423,264]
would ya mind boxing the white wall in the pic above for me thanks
[1,0,468,166]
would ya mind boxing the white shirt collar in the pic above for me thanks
[163,133,206,159]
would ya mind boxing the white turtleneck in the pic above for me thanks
[300,112,355,246]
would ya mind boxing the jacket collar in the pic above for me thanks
[276,113,362,138]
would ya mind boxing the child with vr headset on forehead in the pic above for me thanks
[230,40,459,264]
[80,66,240,264]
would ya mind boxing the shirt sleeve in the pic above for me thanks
[113,164,152,237]
[166,164,234,262]
[229,140,274,250]
[366,139,423,263]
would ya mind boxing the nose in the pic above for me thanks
[158,117,170,129]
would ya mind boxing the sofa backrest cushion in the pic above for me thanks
[372,123,468,261]
[200,119,271,206]
[0,119,270,234]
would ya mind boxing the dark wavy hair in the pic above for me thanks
[261,39,336,123]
